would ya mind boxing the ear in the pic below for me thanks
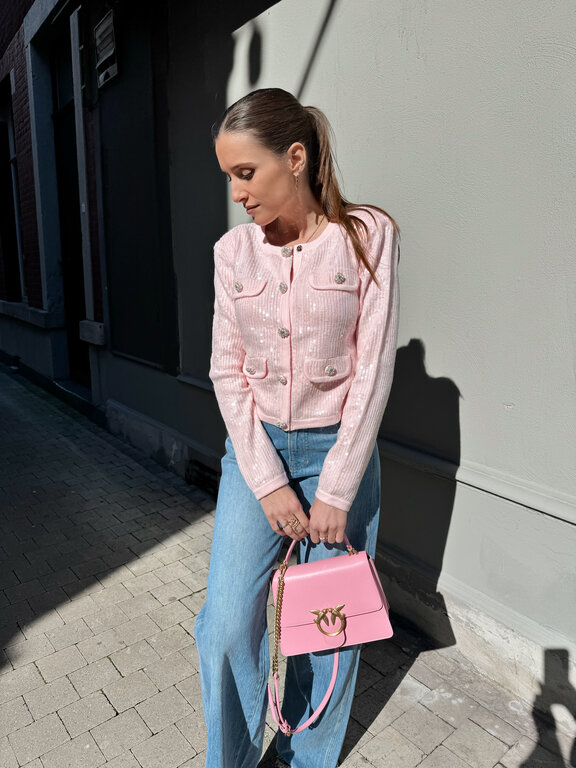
[286,142,307,175]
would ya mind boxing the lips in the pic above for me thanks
[245,205,259,215]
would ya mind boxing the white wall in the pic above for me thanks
[223,0,576,704]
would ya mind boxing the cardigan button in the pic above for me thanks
[278,327,290,338]
[280,246,293,257]
[334,272,345,284]
[279,282,288,294]
[276,421,288,430]
[277,375,287,385]
[296,245,303,252]
[245,366,256,375]
[325,365,337,376]
[234,281,243,292]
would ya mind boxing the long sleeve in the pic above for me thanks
[209,240,289,499]
[314,217,400,511]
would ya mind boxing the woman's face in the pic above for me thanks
[215,131,300,226]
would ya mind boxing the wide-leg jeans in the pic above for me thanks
[194,422,381,768]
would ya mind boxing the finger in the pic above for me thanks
[286,515,308,541]
[275,521,287,537]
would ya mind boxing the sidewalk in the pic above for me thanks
[0,362,571,768]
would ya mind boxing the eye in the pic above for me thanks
[239,169,254,181]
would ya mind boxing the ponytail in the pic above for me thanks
[305,105,399,283]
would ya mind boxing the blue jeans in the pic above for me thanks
[195,422,381,768]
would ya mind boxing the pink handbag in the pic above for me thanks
[268,536,393,735]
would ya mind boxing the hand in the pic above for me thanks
[260,485,310,541]
[309,498,347,544]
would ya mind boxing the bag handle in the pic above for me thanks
[267,535,357,735]
[280,534,357,566]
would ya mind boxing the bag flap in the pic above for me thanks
[273,551,385,630]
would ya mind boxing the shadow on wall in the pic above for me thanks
[377,338,460,648]
[521,649,576,767]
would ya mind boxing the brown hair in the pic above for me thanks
[212,88,399,281]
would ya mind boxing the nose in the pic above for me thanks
[230,179,247,204]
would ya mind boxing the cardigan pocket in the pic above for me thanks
[243,357,268,379]
[308,271,359,292]
[304,355,352,384]
[231,278,267,299]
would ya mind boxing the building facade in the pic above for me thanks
[0,0,574,737]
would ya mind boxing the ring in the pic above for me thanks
[319,536,327,541]
[288,516,301,531]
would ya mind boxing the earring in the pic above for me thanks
[294,171,300,189]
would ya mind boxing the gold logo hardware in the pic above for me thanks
[310,605,347,637]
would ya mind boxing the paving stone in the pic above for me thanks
[420,682,479,727]
[125,556,164,577]
[40,731,105,768]
[0,601,35,630]
[102,752,142,768]
[147,601,193,630]
[393,702,454,753]
[131,723,195,768]
[148,580,193,608]
[156,546,189,566]
[58,690,116,737]
[417,744,471,768]
[135,686,193,733]
[3,635,54,668]
[500,735,562,767]
[180,592,206,617]
[0,696,33,739]
[115,593,162,620]
[78,629,127,664]
[374,670,431,713]
[109,639,162,677]
[36,645,87,682]
[154,562,192,585]
[68,657,122,697]
[178,639,198,669]
[90,708,152,760]
[113,615,160,646]
[175,708,207,753]
[359,725,424,768]
[350,685,404,735]
[56,595,99,623]
[45,617,94,651]
[18,609,65,639]
[143,652,196,691]
[470,704,522,746]
[103,670,159,713]
[91,584,133,608]
[0,736,18,768]
[4,580,46,605]
[7,712,70,764]
[0,663,44,706]
[175,673,202,708]
[96,566,135,588]
[124,573,164,597]
[24,677,79,719]
[443,718,509,768]
[146,625,192,657]
[84,605,130,634]
[409,657,451,691]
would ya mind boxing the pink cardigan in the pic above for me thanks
[209,207,399,512]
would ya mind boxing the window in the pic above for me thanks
[0,75,24,302]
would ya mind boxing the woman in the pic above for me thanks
[195,88,399,768]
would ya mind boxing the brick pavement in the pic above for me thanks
[0,362,572,768]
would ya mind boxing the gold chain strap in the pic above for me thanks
[272,563,287,676]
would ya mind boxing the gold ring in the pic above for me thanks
[288,517,301,530]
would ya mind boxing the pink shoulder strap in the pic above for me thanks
[267,536,354,734]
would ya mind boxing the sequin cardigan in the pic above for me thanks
[209,207,399,512]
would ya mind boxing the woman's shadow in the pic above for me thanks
[340,337,461,761]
